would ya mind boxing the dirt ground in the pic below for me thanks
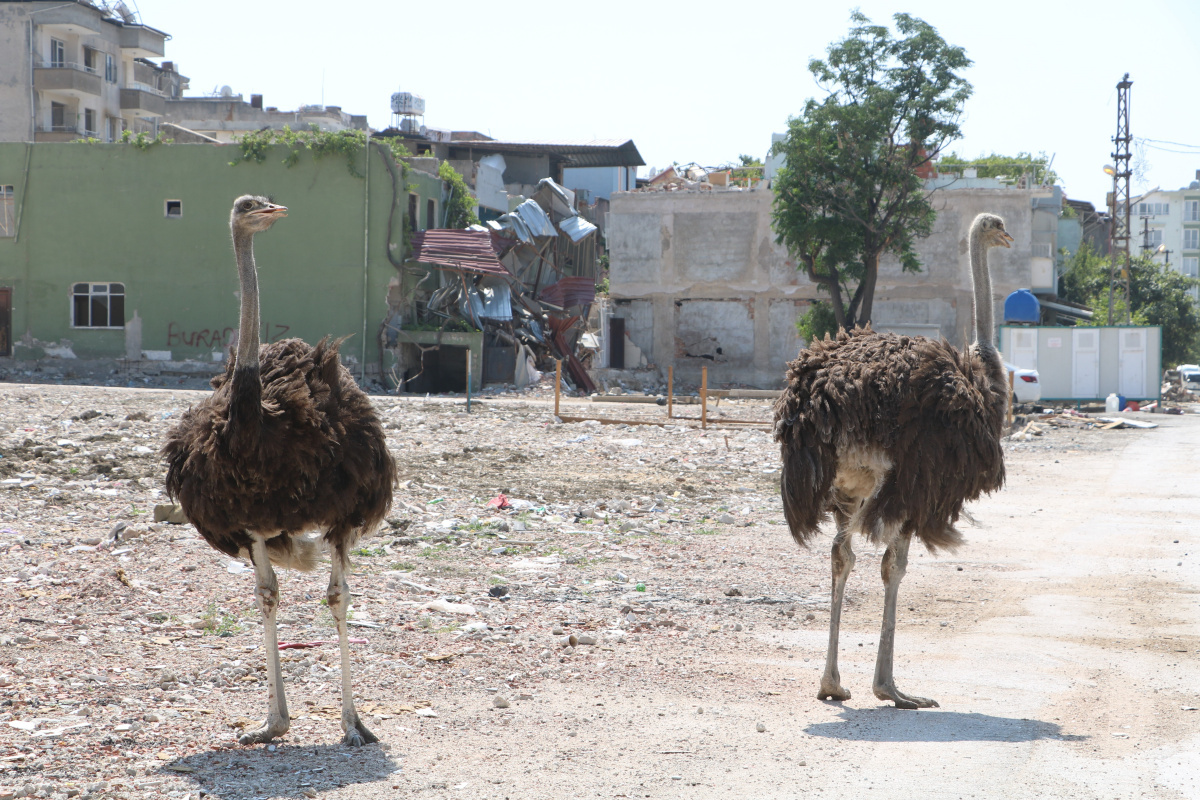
[1,383,1198,800]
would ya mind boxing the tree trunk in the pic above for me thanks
[855,249,881,327]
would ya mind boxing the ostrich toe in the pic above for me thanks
[817,681,852,702]
[238,715,290,745]
[341,712,378,747]
[873,683,938,710]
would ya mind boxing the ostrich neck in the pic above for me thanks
[232,228,261,373]
[969,228,995,352]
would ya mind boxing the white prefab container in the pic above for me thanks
[998,325,1161,402]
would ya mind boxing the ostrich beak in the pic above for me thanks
[254,204,288,219]
[996,229,1013,248]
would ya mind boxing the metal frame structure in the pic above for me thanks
[1109,74,1134,324]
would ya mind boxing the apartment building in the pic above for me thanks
[0,0,185,142]
[1127,171,1200,297]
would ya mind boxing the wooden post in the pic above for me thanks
[701,366,708,430]
[667,365,674,419]
[554,359,562,418]
[465,348,472,414]
[1007,369,1015,428]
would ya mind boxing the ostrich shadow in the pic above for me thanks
[805,706,1087,744]
[161,742,399,798]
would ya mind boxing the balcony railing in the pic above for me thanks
[1031,242,1053,259]
[36,59,96,74]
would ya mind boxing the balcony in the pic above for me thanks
[34,4,103,36]
[120,88,165,117]
[118,25,166,58]
[33,63,102,99]
[34,114,86,142]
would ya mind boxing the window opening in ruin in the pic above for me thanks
[72,282,125,328]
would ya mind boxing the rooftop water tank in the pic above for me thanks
[1004,289,1040,324]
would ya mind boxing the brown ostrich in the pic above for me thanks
[773,212,1013,709]
[163,195,396,746]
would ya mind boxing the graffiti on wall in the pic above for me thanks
[166,322,291,349]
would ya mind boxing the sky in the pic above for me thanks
[130,0,1200,210]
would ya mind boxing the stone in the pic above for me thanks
[718,513,736,524]
[756,722,766,733]
[724,587,743,597]
[153,503,188,525]
[493,696,510,709]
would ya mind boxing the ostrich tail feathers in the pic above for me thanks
[264,535,324,572]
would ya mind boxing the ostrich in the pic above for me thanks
[773,212,1013,709]
[163,195,396,746]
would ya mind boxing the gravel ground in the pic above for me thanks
[0,381,1194,799]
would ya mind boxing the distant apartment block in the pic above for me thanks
[1127,171,1200,298]
[0,0,186,142]
[162,92,369,143]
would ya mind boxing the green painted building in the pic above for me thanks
[0,139,446,382]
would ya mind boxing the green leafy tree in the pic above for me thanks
[939,151,1059,186]
[772,12,972,331]
[438,161,479,229]
[1060,241,1200,365]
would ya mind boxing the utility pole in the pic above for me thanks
[1139,216,1152,254]
[1108,74,1133,325]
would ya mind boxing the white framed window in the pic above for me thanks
[1143,228,1163,249]
[1138,201,1170,216]
[165,199,182,218]
[82,47,96,74]
[1184,229,1200,250]
[105,53,116,83]
[1,185,14,237]
[71,282,125,328]
[49,38,64,68]
[1186,200,1200,222]
[83,109,96,137]
[1182,257,1199,278]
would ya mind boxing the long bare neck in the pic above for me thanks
[232,227,261,374]
[969,223,995,352]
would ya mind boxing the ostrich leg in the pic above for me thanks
[328,545,378,746]
[872,531,938,709]
[240,537,291,744]
[818,514,855,701]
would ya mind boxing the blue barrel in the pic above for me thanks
[1004,289,1040,323]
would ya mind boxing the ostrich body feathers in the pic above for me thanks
[773,326,1007,553]
[163,336,396,567]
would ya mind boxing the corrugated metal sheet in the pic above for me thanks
[540,276,596,309]
[409,229,508,276]
[558,215,597,242]
[446,139,645,168]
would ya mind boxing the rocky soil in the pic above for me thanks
[0,382,1195,799]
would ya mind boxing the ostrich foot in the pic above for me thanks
[341,711,378,747]
[818,678,851,702]
[873,683,938,710]
[238,715,290,745]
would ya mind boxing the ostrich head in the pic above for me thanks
[230,195,287,237]
[976,213,1014,249]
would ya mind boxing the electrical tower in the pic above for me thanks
[1109,74,1133,324]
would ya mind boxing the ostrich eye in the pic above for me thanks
[240,201,254,211]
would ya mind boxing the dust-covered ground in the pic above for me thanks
[1,384,1198,800]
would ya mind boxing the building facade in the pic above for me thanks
[0,141,442,377]
[162,94,369,143]
[1127,172,1200,298]
[607,181,1050,387]
[0,0,184,142]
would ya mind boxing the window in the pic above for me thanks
[1138,201,1169,216]
[71,283,125,328]
[1182,257,1199,278]
[408,193,418,232]
[1,186,14,238]
[165,200,182,218]
[83,47,96,74]
[105,53,116,83]
[1186,200,1200,222]
[1143,228,1163,249]
[1184,229,1200,250]
[83,109,95,136]
[51,102,66,131]
[49,38,64,68]
[426,198,436,230]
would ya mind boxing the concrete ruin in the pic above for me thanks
[606,182,1050,388]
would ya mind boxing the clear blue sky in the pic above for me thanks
[134,0,1200,209]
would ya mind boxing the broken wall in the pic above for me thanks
[607,186,1037,387]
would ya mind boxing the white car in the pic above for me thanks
[1178,364,1200,393]
[1004,362,1041,404]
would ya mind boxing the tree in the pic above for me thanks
[438,161,479,229]
[1060,241,1200,366]
[939,151,1059,186]
[771,12,972,331]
